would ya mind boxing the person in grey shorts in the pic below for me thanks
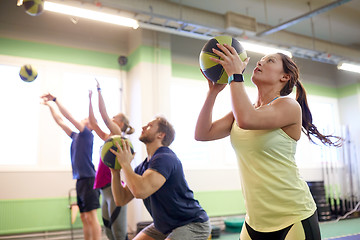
[110,116,211,240]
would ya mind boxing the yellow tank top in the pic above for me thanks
[230,121,316,232]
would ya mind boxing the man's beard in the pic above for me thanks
[139,134,155,144]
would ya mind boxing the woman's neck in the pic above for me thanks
[255,90,281,108]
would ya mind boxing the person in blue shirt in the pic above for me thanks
[110,116,210,240]
[41,93,101,240]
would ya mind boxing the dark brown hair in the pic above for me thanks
[119,114,135,135]
[156,116,175,147]
[278,53,342,147]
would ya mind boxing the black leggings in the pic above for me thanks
[240,211,321,240]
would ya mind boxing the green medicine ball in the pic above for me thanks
[199,35,247,84]
[101,135,134,170]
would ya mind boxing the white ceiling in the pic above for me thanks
[170,0,360,50]
[159,0,360,64]
[1,0,360,65]
[89,0,360,64]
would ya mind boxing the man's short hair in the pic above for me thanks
[156,116,175,147]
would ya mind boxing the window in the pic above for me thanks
[0,60,122,170]
[0,64,40,166]
[295,96,340,168]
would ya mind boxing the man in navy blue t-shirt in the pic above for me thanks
[110,116,210,240]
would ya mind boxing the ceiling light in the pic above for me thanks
[241,41,292,58]
[337,62,360,74]
[44,1,139,29]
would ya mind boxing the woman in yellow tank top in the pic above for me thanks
[195,43,341,240]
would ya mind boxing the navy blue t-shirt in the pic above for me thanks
[70,127,96,179]
[134,147,209,234]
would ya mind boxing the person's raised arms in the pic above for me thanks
[41,93,85,132]
[194,72,234,141]
[40,100,72,137]
[95,80,122,135]
[89,90,109,141]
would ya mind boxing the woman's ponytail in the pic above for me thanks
[125,125,135,135]
[120,114,135,136]
[279,53,342,147]
[295,81,342,146]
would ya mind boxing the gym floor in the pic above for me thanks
[214,217,360,240]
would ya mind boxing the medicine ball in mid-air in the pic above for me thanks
[19,64,38,82]
[101,135,134,170]
[23,0,44,16]
[199,35,247,84]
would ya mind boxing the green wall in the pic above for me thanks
[1,36,359,99]
[171,62,360,99]
[195,190,246,217]
[0,197,85,235]
[0,38,120,70]
[0,37,171,72]
[0,191,244,235]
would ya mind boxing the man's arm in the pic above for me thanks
[110,140,166,199]
[110,169,135,206]
[124,166,166,199]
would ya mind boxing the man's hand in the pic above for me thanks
[110,139,135,168]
